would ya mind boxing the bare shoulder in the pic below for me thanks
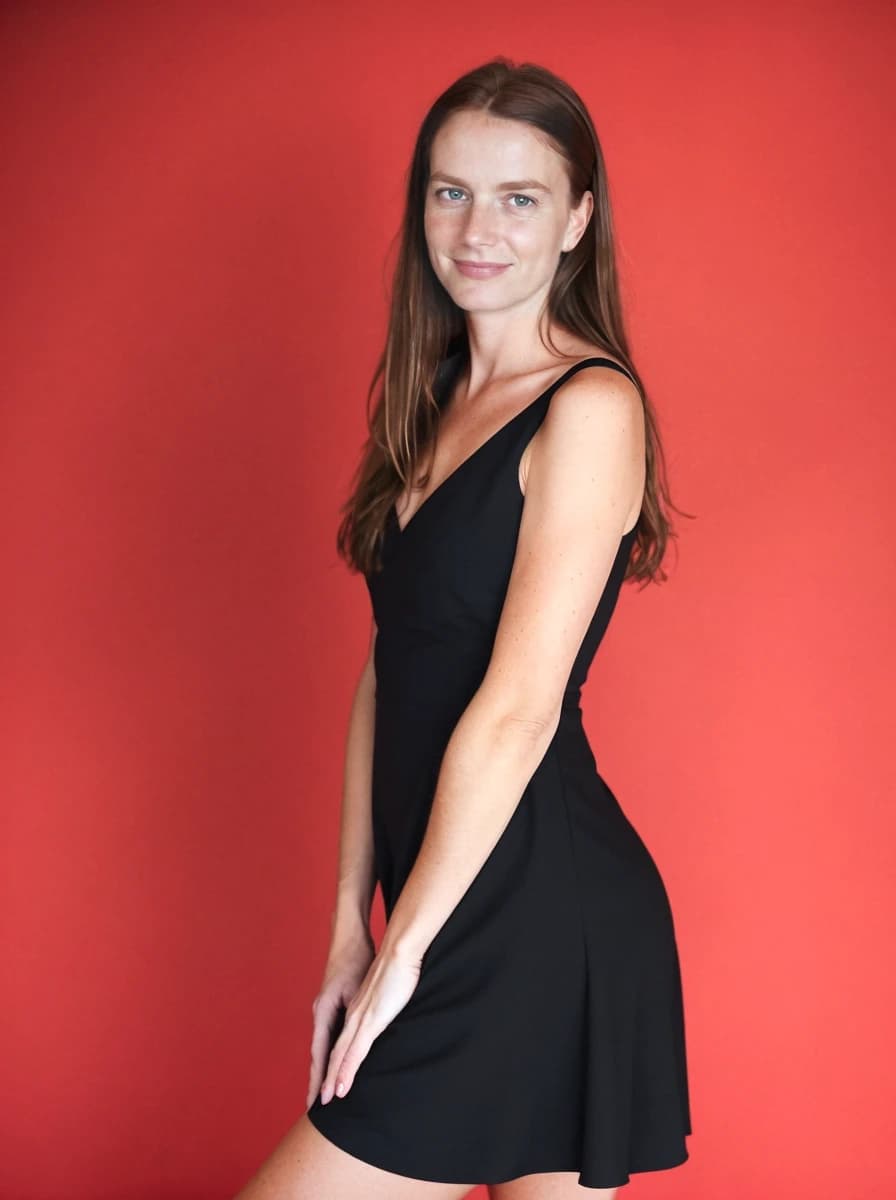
[542,345,642,410]
[547,356,643,430]
[520,353,645,521]
[536,365,644,481]
[550,338,637,382]
[544,345,643,432]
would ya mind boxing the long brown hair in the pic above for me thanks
[336,57,692,583]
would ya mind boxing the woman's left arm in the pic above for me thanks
[318,367,644,1103]
[381,368,646,962]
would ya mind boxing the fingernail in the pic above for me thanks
[336,1081,345,1097]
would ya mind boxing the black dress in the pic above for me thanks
[307,355,692,1189]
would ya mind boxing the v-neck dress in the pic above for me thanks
[307,354,692,1189]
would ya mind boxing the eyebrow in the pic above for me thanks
[429,172,551,193]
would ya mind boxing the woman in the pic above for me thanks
[235,57,692,1199]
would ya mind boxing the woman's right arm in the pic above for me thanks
[307,613,378,1109]
[329,613,378,950]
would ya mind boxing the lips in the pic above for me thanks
[453,259,512,278]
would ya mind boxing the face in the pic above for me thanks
[423,109,593,314]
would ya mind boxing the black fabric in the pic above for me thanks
[307,357,692,1189]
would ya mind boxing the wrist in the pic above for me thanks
[329,902,371,948]
[380,922,430,966]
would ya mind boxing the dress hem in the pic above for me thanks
[307,1102,690,1190]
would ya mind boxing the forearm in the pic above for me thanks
[330,656,378,948]
[380,689,559,961]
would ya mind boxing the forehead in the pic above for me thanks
[429,110,564,184]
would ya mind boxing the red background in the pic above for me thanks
[2,3,894,1197]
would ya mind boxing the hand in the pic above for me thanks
[306,930,375,1111]
[318,942,423,1104]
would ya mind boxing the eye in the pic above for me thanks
[510,194,537,208]
[435,186,466,201]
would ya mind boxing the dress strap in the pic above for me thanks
[549,356,639,392]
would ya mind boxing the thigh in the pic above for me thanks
[232,1112,476,1200]
[488,1175,619,1200]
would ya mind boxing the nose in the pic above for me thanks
[461,199,499,247]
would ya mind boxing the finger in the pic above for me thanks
[307,1048,327,1111]
[321,1010,378,1103]
[307,1000,343,1106]
[319,1000,364,1104]
[319,1024,351,1104]
[329,1016,378,1100]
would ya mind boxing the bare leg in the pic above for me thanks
[232,1112,476,1200]
[489,1175,620,1200]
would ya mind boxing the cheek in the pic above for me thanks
[424,208,454,245]
[507,222,554,260]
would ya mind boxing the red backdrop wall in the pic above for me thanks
[2,3,894,1197]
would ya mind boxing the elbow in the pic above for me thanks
[492,704,562,752]
[471,676,563,753]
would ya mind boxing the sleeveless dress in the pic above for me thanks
[307,355,692,1189]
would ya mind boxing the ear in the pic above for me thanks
[562,189,594,252]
